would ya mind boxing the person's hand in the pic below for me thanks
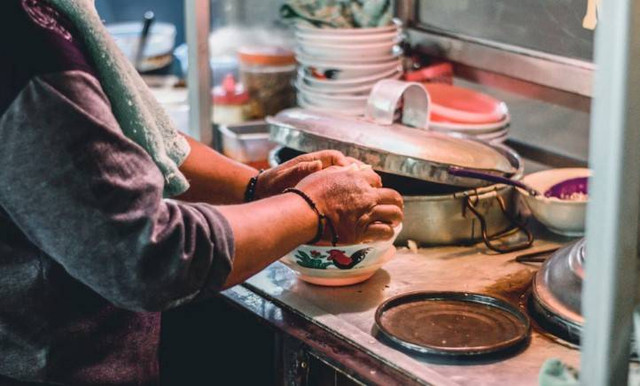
[294,164,404,244]
[254,150,360,199]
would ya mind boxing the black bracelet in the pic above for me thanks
[283,188,339,246]
[244,169,264,202]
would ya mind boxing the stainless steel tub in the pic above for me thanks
[219,120,275,169]
[270,146,525,248]
[399,184,515,245]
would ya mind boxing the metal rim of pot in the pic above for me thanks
[267,118,521,188]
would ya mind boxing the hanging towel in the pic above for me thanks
[281,0,393,29]
[45,0,191,197]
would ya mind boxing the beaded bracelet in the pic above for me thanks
[283,188,339,246]
[244,169,264,202]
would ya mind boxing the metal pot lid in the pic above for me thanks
[267,81,520,187]
[375,291,531,357]
[530,239,585,344]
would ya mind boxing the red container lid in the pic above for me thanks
[425,83,508,125]
[213,74,250,105]
[404,62,453,84]
[237,46,296,66]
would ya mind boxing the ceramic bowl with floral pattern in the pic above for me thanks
[281,225,402,286]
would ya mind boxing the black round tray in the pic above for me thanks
[375,291,531,357]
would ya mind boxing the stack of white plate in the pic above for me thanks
[430,118,511,144]
[294,21,404,116]
[424,83,511,144]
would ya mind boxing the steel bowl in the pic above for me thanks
[518,168,590,237]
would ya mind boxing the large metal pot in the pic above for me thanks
[270,146,525,248]
[400,184,516,246]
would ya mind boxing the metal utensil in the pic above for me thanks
[447,166,540,196]
[135,11,155,72]
[448,167,589,200]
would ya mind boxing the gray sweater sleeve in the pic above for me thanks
[0,71,234,312]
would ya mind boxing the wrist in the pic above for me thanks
[244,169,264,202]
[283,191,320,244]
[283,188,338,246]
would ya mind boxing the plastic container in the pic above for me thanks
[237,46,297,118]
[404,62,454,84]
[212,74,255,126]
[425,83,508,125]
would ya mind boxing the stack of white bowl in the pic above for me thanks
[293,21,404,116]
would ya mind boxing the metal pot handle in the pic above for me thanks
[365,80,430,129]
[465,195,534,254]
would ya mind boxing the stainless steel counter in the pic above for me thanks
[229,230,582,386]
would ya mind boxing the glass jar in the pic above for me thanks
[237,46,297,118]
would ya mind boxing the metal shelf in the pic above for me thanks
[184,0,213,147]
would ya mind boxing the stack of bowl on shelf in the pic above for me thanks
[293,21,404,116]
[424,83,511,144]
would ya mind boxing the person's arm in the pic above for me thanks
[1,72,399,310]
[218,165,404,289]
[177,135,357,205]
[0,72,245,311]
[177,136,258,205]
[216,193,317,288]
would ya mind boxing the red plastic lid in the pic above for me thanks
[404,62,453,84]
[213,74,250,105]
[237,46,296,66]
[425,83,508,125]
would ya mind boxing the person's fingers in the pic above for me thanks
[278,151,331,169]
[333,156,364,167]
[321,165,346,174]
[368,205,403,227]
[376,188,404,208]
[302,150,347,168]
[345,157,364,165]
[359,168,383,188]
[362,222,395,242]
